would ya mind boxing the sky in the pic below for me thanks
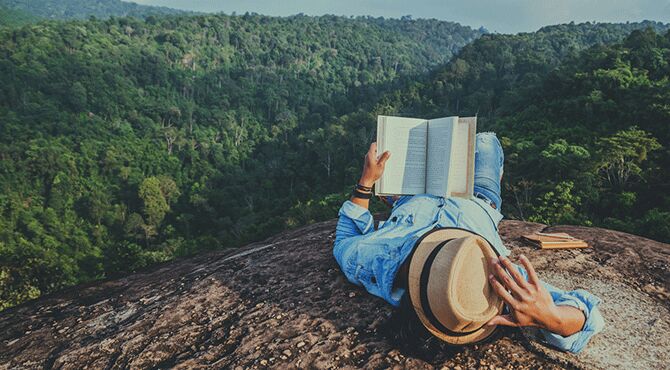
[131,0,670,34]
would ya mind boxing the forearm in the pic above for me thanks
[496,262,603,353]
[491,260,596,348]
[543,305,586,337]
[350,176,374,209]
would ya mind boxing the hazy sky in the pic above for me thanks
[131,0,670,34]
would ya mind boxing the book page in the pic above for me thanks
[425,117,458,197]
[448,117,476,197]
[376,116,428,195]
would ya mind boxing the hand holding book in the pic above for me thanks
[351,142,391,209]
[359,142,391,187]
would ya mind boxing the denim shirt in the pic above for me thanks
[333,194,604,353]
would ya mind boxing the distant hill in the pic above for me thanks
[391,20,670,120]
[0,0,184,20]
[0,6,38,26]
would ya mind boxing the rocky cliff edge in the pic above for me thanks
[1,219,669,369]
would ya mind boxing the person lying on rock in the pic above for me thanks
[333,132,604,353]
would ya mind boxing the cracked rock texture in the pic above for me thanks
[1,219,669,369]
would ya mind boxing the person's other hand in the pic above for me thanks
[359,142,390,187]
[486,255,562,331]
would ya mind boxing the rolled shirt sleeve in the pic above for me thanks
[540,285,605,353]
[333,201,375,287]
[515,265,605,353]
[335,200,375,242]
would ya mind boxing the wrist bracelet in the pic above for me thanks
[352,188,373,199]
[356,183,373,192]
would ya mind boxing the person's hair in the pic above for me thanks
[385,294,448,356]
[385,246,503,358]
[385,293,504,359]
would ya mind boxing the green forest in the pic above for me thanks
[0,13,484,309]
[0,0,184,20]
[0,9,668,311]
[384,22,670,237]
[0,6,37,27]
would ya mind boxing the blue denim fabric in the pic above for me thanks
[474,132,504,210]
[333,132,604,353]
[515,265,604,354]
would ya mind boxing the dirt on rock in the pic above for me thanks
[1,219,669,369]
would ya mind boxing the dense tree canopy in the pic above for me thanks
[0,11,668,311]
[0,13,484,309]
[380,25,670,244]
[0,0,184,20]
[0,6,37,27]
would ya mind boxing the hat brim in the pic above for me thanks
[408,227,503,345]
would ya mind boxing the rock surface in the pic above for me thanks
[1,219,669,369]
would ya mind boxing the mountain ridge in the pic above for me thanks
[0,6,37,26]
[0,0,185,20]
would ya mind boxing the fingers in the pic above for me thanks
[487,314,519,327]
[491,258,525,298]
[378,151,391,165]
[519,255,541,286]
[498,256,531,291]
[368,142,377,156]
[489,273,518,308]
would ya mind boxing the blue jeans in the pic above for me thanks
[474,132,504,210]
[381,132,504,209]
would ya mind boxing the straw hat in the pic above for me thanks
[408,227,504,345]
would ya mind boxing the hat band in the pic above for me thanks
[419,239,484,337]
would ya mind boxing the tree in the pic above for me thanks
[596,127,661,190]
[138,177,169,227]
[540,139,591,179]
[529,181,586,225]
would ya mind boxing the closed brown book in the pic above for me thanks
[537,240,589,249]
[522,233,589,249]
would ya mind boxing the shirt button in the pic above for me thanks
[391,216,398,222]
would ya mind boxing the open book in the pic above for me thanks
[374,115,476,198]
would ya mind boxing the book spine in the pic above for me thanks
[467,118,476,197]
[445,117,458,197]
[424,119,429,194]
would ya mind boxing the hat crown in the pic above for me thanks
[408,228,504,345]
[427,236,501,332]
